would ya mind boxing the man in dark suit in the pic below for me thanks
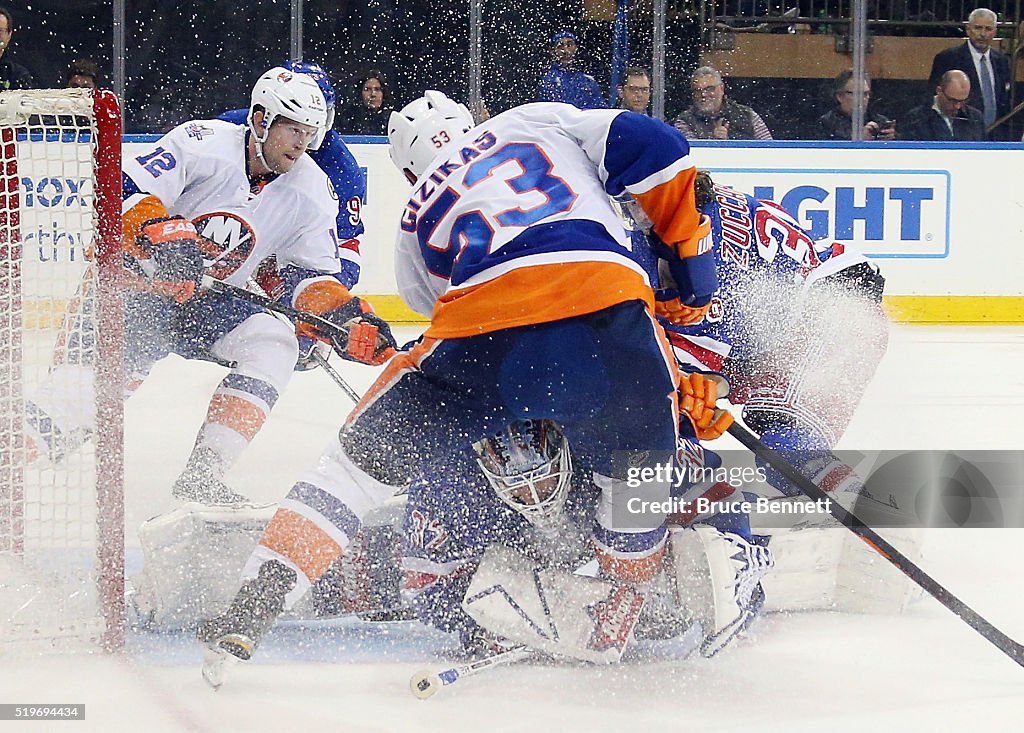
[899,70,986,141]
[929,8,1010,139]
[0,6,33,91]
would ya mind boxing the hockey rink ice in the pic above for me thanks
[2,323,1023,732]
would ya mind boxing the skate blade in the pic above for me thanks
[202,646,240,690]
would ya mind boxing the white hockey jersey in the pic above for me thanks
[394,103,704,338]
[122,119,342,287]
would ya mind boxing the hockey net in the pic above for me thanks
[0,89,124,652]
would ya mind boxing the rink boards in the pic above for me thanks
[20,137,1014,324]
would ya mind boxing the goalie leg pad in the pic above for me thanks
[130,503,277,629]
[740,295,889,449]
[23,365,98,463]
[760,525,924,614]
[462,545,645,664]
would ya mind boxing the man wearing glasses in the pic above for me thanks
[617,67,651,115]
[899,70,985,141]
[816,70,895,141]
[672,66,772,140]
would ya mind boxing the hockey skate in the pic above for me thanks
[172,446,251,506]
[197,560,296,689]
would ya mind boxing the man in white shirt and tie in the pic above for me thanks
[929,8,1010,140]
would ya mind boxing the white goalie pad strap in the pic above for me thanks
[669,525,774,657]
[462,545,645,664]
[129,503,276,629]
[760,526,924,615]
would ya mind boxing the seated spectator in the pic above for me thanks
[537,30,607,110]
[898,70,984,141]
[817,70,895,141]
[65,58,100,89]
[617,66,651,115]
[0,6,33,90]
[672,66,772,140]
[336,70,392,136]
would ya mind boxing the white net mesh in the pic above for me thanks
[0,89,120,651]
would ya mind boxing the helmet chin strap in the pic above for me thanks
[251,126,285,175]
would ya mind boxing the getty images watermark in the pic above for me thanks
[611,449,1024,531]
[614,453,833,530]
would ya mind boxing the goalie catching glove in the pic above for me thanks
[677,370,733,441]
[136,216,204,304]
[294,280,397,366]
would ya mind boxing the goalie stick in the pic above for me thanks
[409,645,536,699]
[727,421,1024,669]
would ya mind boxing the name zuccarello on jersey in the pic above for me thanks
[401,130,498,231]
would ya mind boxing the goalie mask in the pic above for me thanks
[387,90,474,181]
[248,67,330,167]
[474,420,573,533]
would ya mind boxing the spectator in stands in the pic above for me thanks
[898,70,985,141]
[336,70,391,136]
[0,6,33,91]
[672,66,772,140]
[538,30,607,109]
[617,66,651,115]
[816,70,895,141]
[65,58,100,89]
[929,8,1009,139]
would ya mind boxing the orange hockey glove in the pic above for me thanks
[137,216,203,304]
[678,371,734,441]
[668,214,713,260]
[295,280,396,366]
[655,293,711,326]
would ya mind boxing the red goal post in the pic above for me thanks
[0,89,124,652]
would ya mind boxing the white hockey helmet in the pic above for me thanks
[282,59,337,146]
[387,90,474,180]
[474,420,573,535]
[248,66,330,156]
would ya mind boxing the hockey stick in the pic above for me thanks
[309,350,361,404]
[203,277,347,341]
[205,277,364,403]
[410,645,536,699]
[727,421,1024,669]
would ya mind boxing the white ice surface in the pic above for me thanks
[2,324,1023,732]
